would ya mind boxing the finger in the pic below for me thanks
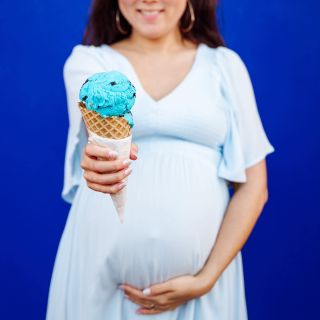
[125,290,172,308]
[130,152,137,160]
[121,284,163,306]
[125,292,161,308]
[137,302,183,314]
[122,284,150,301]
[137,308,165,315]
[143,281,174,296]
[130,143,138,160]
[85,143,118,160]
[124,295,156,309]
[83,166,132,185]
[121,284,174,307]
[86,180,127,194]
[81,156,132,174]
[121,281,174,304]
[131,143,138,154]
[136,304,174,315]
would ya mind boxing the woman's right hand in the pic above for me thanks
[80,143,138,194]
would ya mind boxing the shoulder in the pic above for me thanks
[63,44,112,75]
[201,44,252,87]
[65,44,111,62]
[204,45,248,73]
[215,46,242,62]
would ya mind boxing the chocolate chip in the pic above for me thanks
[80,79,89,90]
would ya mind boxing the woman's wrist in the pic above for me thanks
[195,270,219,294]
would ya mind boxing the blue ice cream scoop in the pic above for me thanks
[79,71,136,127]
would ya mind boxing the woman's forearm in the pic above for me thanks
[197,179,268,290]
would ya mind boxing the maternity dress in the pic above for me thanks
[46,42,275,320]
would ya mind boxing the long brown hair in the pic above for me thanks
[82,0,225,48]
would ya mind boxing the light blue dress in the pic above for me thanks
[46,43,275,319]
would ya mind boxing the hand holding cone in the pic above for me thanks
[78,71,136,223]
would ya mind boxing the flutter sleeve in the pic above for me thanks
[61,45,107,203]
[216,47,275,183]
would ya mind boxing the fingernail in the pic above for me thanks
[142,288,151,295]
[119,284,125,290]
[124,167,132,175]
[108,150,118,158]
[124,294,129,299]
[122,159,132,166]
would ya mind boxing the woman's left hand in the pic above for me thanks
[120,273,213,315]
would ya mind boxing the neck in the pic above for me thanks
[127,28,186,54]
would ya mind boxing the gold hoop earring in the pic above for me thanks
[116,9,128,35]
[181,0,195,33]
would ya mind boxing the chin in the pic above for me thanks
[135,26,170,40]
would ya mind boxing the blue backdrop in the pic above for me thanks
[1,0,319,319]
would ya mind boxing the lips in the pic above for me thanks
[139,10,162,15]
[137,8,165,20]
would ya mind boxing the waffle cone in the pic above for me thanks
[78,102,131,139]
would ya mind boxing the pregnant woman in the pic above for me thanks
[46,0,275,319]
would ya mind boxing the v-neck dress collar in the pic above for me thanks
[101,43,204,106]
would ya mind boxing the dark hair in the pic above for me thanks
[82,0,225,48]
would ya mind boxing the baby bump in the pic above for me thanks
[105,145,230,288]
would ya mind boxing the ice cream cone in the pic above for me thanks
[79,102,132,223]
[77,71,136,223]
